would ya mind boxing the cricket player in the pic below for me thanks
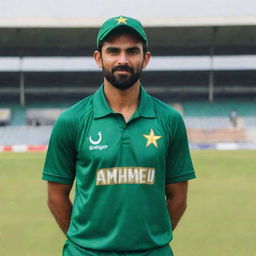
[42,15,196,256]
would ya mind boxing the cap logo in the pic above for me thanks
[115,16,128,24]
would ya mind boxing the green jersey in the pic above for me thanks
[42,85,195,252]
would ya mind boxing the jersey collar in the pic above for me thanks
[93,84,156,119]
[137,86,156,118]
[93,84,113,118]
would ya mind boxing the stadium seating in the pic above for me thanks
[0,126,52,145]
[187,128,247,143]
[0,100,255,146]
[25,108,66,125]
[182,100,256,117]
[180,102,256,144]
[0,108,11,125]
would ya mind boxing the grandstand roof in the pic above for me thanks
[1,25,256,56]
[1,0,256,27]
[0,0,256,56]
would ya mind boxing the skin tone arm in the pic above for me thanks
[165,181,188,231]
[47,181,73,234]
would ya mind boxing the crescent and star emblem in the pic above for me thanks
[89,132,102,145]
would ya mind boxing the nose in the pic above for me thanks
[117,53,128,65]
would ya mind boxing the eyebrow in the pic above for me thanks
[105,46,141,53]
[127,47,141,52]
[105,47,119,53]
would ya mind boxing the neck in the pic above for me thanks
[104,79,140,121]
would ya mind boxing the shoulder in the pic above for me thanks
[149,96,189,145]
[57,95,94,125]
[151,96,182,122]
[149,96,186,140]
[51,95,94,142]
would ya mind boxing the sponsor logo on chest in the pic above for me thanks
[88,131,108,151]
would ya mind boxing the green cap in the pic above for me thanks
[97,15,148,48]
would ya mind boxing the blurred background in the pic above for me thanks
[1,0,256,150]
[0,1,255,256]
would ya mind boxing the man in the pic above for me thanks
[42,15,196,256]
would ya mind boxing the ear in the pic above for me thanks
[94,50,103,68]
[142,52,151,69]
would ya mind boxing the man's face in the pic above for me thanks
[94,33,150,90]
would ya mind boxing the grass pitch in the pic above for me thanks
[0,150,255,256]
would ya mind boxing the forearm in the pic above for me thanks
[165,181,188,231]
[47,182,73,234]
[48,194,73,234]
[166,197,187,230]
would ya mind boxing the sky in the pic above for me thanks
[1,0,256,21]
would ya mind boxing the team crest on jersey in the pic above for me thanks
[143,129,162,148]
[89,131,108,151]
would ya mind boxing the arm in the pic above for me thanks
[165,181,188,231]
[47,181,73,234]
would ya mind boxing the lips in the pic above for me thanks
[115,70,130,75]
[112,65,134,73]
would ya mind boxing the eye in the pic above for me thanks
[128,48,140,55]
[106,48,119,54]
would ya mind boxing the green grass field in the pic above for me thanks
[0,150,255,256]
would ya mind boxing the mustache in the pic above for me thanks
[112,65,134,73]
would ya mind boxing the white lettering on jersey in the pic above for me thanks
[107,168,117,184]
[128,168,139,183]
[97,169,106,184]
[96,167,155,185]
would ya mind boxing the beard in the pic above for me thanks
[103,64,143,90]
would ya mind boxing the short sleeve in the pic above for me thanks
[42,112,77,185]
[166,113,196,184]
